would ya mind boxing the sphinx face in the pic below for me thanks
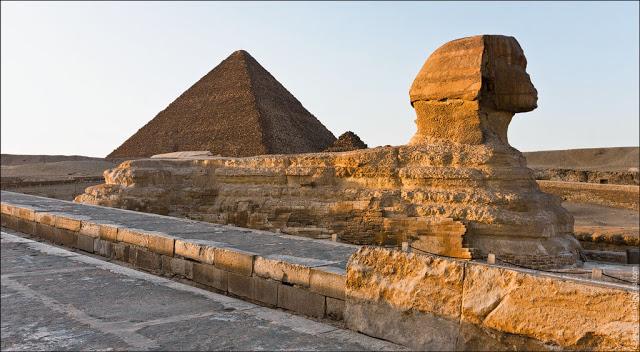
[483,35,538,113]
[408,35,539,146]
[410,35,538,113]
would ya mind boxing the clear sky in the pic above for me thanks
[1,1,638,157]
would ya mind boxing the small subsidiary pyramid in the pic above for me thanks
[325,131,368,152]
[107,50,336,159]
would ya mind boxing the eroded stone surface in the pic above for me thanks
[76,142,579,265]
[347,247,464,319]
[462,262,640,350]
[345,247,640,351]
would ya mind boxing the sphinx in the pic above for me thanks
[77,35,581,268]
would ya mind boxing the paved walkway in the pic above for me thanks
[0,228,401,351]
[0,191,358,269]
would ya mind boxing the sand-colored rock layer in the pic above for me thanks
[77,140,579,266]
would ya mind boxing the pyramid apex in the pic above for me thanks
[227,50,258,65]
[230,49,252,58]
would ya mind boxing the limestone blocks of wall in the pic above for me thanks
[345,247,640,351]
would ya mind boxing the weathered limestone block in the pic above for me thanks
[391,217,470,259]
[116,228,175,256]
[254,254,336,287]
[213,247,256,276]
[310,266,346,300]
[174,239,219,264]
[76,35,579,266]
[345,247,466,350]
[462,262,640,350]
[347,247,465,319]
[277,284,326,319]
[345,247,640,351]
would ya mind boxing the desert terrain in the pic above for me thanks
[524,146,639,171]
[1,154,117,200]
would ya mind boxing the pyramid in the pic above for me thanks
[107,50,336,159]
[325,131,367,152]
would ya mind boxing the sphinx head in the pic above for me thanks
[409,35,538,145]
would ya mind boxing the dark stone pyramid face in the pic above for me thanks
[107,50,336,159]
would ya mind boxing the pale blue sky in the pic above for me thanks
[1,1,638,157]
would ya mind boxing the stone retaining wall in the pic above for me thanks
[532,168,639,186]
[574,225,639,250]
[0,177,105,201]
[537,180,640,210]
[346,247,639,351]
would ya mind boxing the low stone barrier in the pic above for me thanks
[574,225,639,248]
[532,168,639,186]
[346,247,639,351]
[537,180,640,210]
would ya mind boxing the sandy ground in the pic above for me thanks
[1,160,116,182]
[564,202,639,228]
[1,155,117,200]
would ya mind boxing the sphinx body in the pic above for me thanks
[77,35,581,268]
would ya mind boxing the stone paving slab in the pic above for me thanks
[0,228,402,351]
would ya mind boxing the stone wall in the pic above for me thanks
[574,225,639,252]
[346,247,640,351]
[532,168,639,186]
[1,177,104,201]
[538,180,639,210]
